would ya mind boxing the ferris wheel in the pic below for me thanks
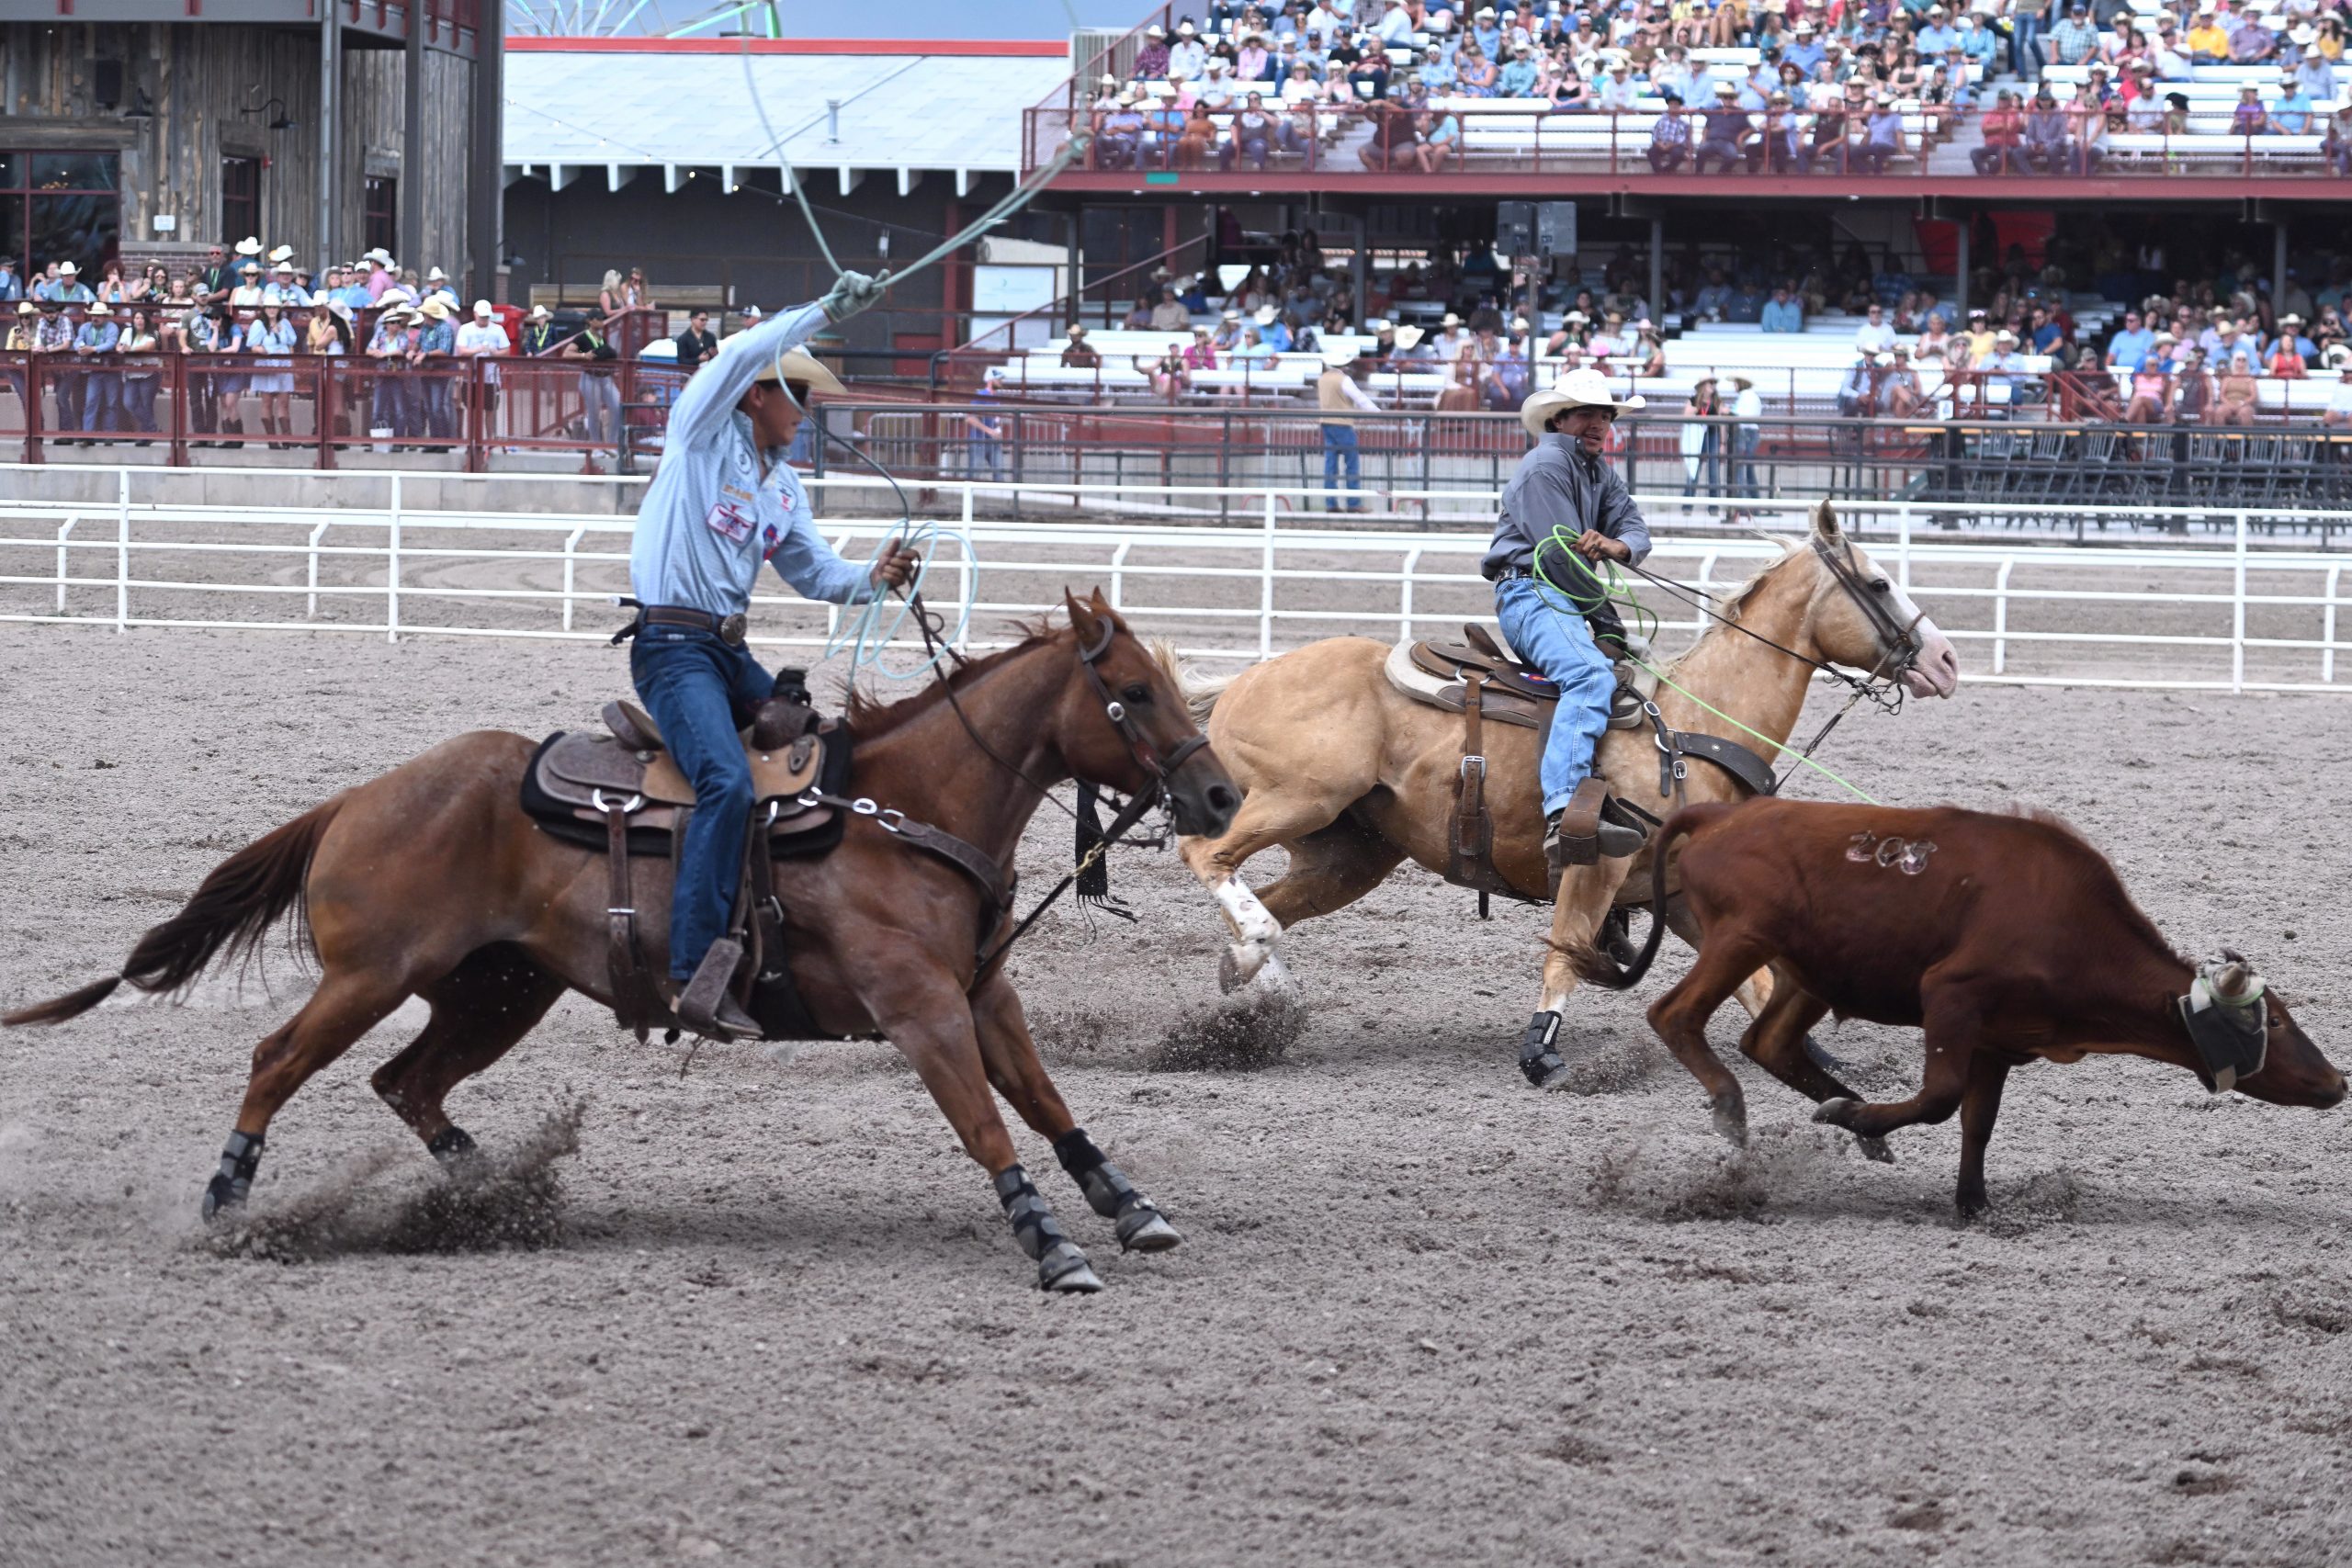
[503,0,783,39]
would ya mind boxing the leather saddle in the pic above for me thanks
[526,698,833,843]
[1392,622,1657,732]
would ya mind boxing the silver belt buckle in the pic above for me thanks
[718,612,748,647]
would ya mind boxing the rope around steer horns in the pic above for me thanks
[1532,530,1922,806]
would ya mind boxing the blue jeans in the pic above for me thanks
[1494,576,1616,818]
[1322,424,1361,510]
[628,626,774,979]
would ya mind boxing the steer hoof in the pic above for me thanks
[1855,1134,1896,1165]
[1812,1097,1860,1130]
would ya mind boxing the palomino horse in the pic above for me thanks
[6,593,1239,1293]
[1177,502,1962,1087]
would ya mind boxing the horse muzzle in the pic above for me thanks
[1164,751,1240,838]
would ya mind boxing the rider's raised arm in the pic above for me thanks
[764,509,877,607]
[664,301,830,451]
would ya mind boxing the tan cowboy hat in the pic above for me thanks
[1726,372,1756,389]
[86,300,112,317]
[1322,344,1360,368]
[419,297,453,319]
[1442,311,1462,327]
[526,304,552,321]
[1394,324,1427,350]
[15,301,32,315]
[1068,323,1088,337]
[752,347,846,399]
[1520,367,1645,437]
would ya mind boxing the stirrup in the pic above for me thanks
[1546,779,1648,890]
[673,939,757,1041]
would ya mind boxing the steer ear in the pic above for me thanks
[1812,499,1842,541]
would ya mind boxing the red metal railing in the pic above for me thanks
[1022,100,2343,182]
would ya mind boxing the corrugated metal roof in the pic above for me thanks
[503,48,1068,178]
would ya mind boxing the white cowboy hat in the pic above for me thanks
[1254,305,1278,322]
[1394,324,1427,349]
[233,237,263,256]
[1442,311,1462,327]
[1322,345,1360,368]
[268,244,295,265]
[1520,367,1645,437]
[752,347,847,400]
[426,266,448,281]
[526,304,552,321]
[363,247,393,265]
[56,261,78,276]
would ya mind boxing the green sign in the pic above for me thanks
[1145,172,1180,186]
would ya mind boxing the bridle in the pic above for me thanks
[904,594,1216,984]
[1616,533,1928,791]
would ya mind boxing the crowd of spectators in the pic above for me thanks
[1080,0,2352,176]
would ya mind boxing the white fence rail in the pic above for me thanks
[1,473,2347,694]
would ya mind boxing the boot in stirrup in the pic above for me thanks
[1544,777,1648,895]
[668,938,759,1041]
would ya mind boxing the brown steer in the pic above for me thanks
[1626,798,2346,1216]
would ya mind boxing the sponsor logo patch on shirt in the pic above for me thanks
[704,500,753,542]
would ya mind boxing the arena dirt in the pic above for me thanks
[5,623,2352,1568]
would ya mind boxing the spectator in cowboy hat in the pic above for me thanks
[1481,366,1652,875]
[1133,24,1170,81]
[1252,302,1294,354]
[1059,322,1102,368]
[519,303,559,357]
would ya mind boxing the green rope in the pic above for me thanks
[1526,533,1881,806]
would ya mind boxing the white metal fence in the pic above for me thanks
[2,469,2347,694]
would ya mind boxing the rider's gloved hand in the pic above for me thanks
[820,270,890,323]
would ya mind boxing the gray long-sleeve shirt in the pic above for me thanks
[1481,434,1653,581]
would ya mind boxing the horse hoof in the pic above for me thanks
[1116,1211,1183,1253]
[427,1125,480,1171]
[1856,1134,1896,1165]
[1813,1097,1860,1129]
[1710,1094,1748,1148]
[1217,944,1262,995]
[200,1173,244,1224]
[1040,1250,1104,1294]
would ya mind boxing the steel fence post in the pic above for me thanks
[1110,539,1132,609]
[2232,510,2247,694]
[1896,504,1912,590]
[308,519,332,618]
[2324,563,2343,686]
[1992,558,2016,675]
[562,525,587,632]
[1261,490,1276,660]
[388,474,402,644]
[54,516,76,614]
[1400,546,1421,641]
[116,469,130,632]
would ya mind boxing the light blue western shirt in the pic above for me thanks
[627,300,875,616]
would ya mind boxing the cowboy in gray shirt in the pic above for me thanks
[1481,368,1652,883]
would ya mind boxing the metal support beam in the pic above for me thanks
[956,167,972,197]
[2275,213,2290,305]
[1647,214,1663,326]
[470,3,503,301]
[1065,210,1081,328]
[898,167,922,197]
[1953,217,1969,324]
[837,167,864,197]
[318,12,338,272]
[664,164,684,193]
[548,164,578,192]
[401,5,424,267]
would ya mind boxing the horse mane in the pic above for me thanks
[1664,536,1805,667]
[842,616,1065,736]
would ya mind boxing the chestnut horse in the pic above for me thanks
[6,592,1239,1293]
[1177,503,1962,1088]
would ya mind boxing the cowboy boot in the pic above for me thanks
[667,939,759,1041]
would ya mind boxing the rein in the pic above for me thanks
[861,595,1212,988]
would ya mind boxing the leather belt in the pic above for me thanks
[615,603,749,646]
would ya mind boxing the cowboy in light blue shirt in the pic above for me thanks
[2293,54,2335,101]
[2270,81,2316,133]
[0,261,18,303]
[622,272,915,1036]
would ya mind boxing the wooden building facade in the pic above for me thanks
[0,2,499,295]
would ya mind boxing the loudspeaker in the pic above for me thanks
[1535,200,1578,258]
[94,60,123,108]
[1495,201,1533,256]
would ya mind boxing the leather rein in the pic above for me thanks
[1621,535,1925,791]
[825,598,1211,989]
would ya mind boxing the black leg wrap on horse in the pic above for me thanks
[1054,1128,1176,1250]
[202,1130,265,1220]
[993,1165,1096,1290]
[426,1126,478,1168]
[1519,1010,1568,1089]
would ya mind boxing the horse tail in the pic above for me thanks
[4,796,345,1027]
[1154,638,1238,728]
[1571,801,1733,991]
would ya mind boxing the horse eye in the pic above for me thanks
[1870,579,1892,592]
[1122,682,1152,705]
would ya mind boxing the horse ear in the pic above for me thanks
[1812,499,1842,541]
[1064,588,1102,641]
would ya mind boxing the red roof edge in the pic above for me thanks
[506,36,1068,57]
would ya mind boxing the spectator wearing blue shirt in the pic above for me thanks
[0,260,18,303]
[40,262,96,305]
[1723,279,1768,324]
[1917,7,1962,56]
[1759,288,1804,333]
[1253,306,1293,354]
[1781,23,1827,76]
[1472,8,1501,57]
[2292,47,2335,101]
[1959,17,2000,74]
[2269,75,2316,134]
[1498,44,1540,96]
[73,299,122,435]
